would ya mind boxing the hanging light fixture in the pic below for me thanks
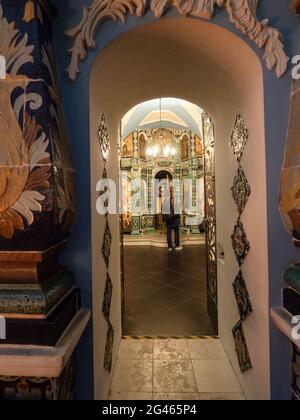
[158,97,164,140]
[146,98,177,158]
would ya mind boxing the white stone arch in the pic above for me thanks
[89,17,269,400]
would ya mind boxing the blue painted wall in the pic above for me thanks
[51,0,300,400]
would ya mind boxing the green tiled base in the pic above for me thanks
[284,264,300,294]
[0,270,75,316]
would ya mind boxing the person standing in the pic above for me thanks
[162,187,183,252]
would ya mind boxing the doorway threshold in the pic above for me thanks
[122,335,219,340]
[124,232,205,247]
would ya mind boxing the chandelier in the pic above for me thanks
[146,98,177,158]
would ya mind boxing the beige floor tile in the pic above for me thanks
[153,359,197,393]
[192,359,242,393]
[153,393,199,400]
[188,339,227,360]
[199,393,245,400]
[109,392,153,400]
[153,339,190,360]
[119,339,153,359]
[111,359,153,393]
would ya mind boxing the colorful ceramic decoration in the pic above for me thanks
[102,273,113,322]
[292,344,300,400]
[291,0,300,15]
[0,354,76,400]
[104,321,114,373]
[231,166,251,215]
[98,113,110,162]
[0,3,75,249]
[231,218,250,267]
[102,219,112,269]
[280,79,300,244]
[233,271,253,321]
[230,115,248,163]
[232,320,253,373]
[0,0,77,343]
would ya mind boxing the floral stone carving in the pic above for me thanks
[65,0,288,81]
[225,0,288,78]
[151,0,224,18]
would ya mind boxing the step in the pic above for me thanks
[271,307,300,350]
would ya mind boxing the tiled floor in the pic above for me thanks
[109,339,245,401]
[123,245,216,336]
[124,232,205,247]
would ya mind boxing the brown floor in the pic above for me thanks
[123,245,216,336]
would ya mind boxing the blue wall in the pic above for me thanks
[52,0,300,400]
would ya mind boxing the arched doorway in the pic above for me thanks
[89,18,269,400]
[155,169,173,231]
[119,99,211,343]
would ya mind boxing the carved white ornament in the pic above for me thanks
[65,0,288,81]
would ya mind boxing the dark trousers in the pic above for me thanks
[166,219,180,248]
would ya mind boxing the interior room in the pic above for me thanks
[1,1,300,402]
[119,98,214,337]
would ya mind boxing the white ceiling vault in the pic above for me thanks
[121,98,204,139]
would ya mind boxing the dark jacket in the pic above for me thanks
[162,197,180,223]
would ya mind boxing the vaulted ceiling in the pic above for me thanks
[121,98,204,139]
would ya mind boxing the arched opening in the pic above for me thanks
[119,97,209,344]
[154,169,173,233]
[155,170,173,181]
[90,18,269,400]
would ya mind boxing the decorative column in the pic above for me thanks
[146,166,155,233]
[191,164,200,235]
[130,131,141,235]
[0,1,89,400]
[280,78,300,246]
[274,72,300,399]
[187,131,200,234]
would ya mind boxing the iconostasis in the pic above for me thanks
[120,128,204,235]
